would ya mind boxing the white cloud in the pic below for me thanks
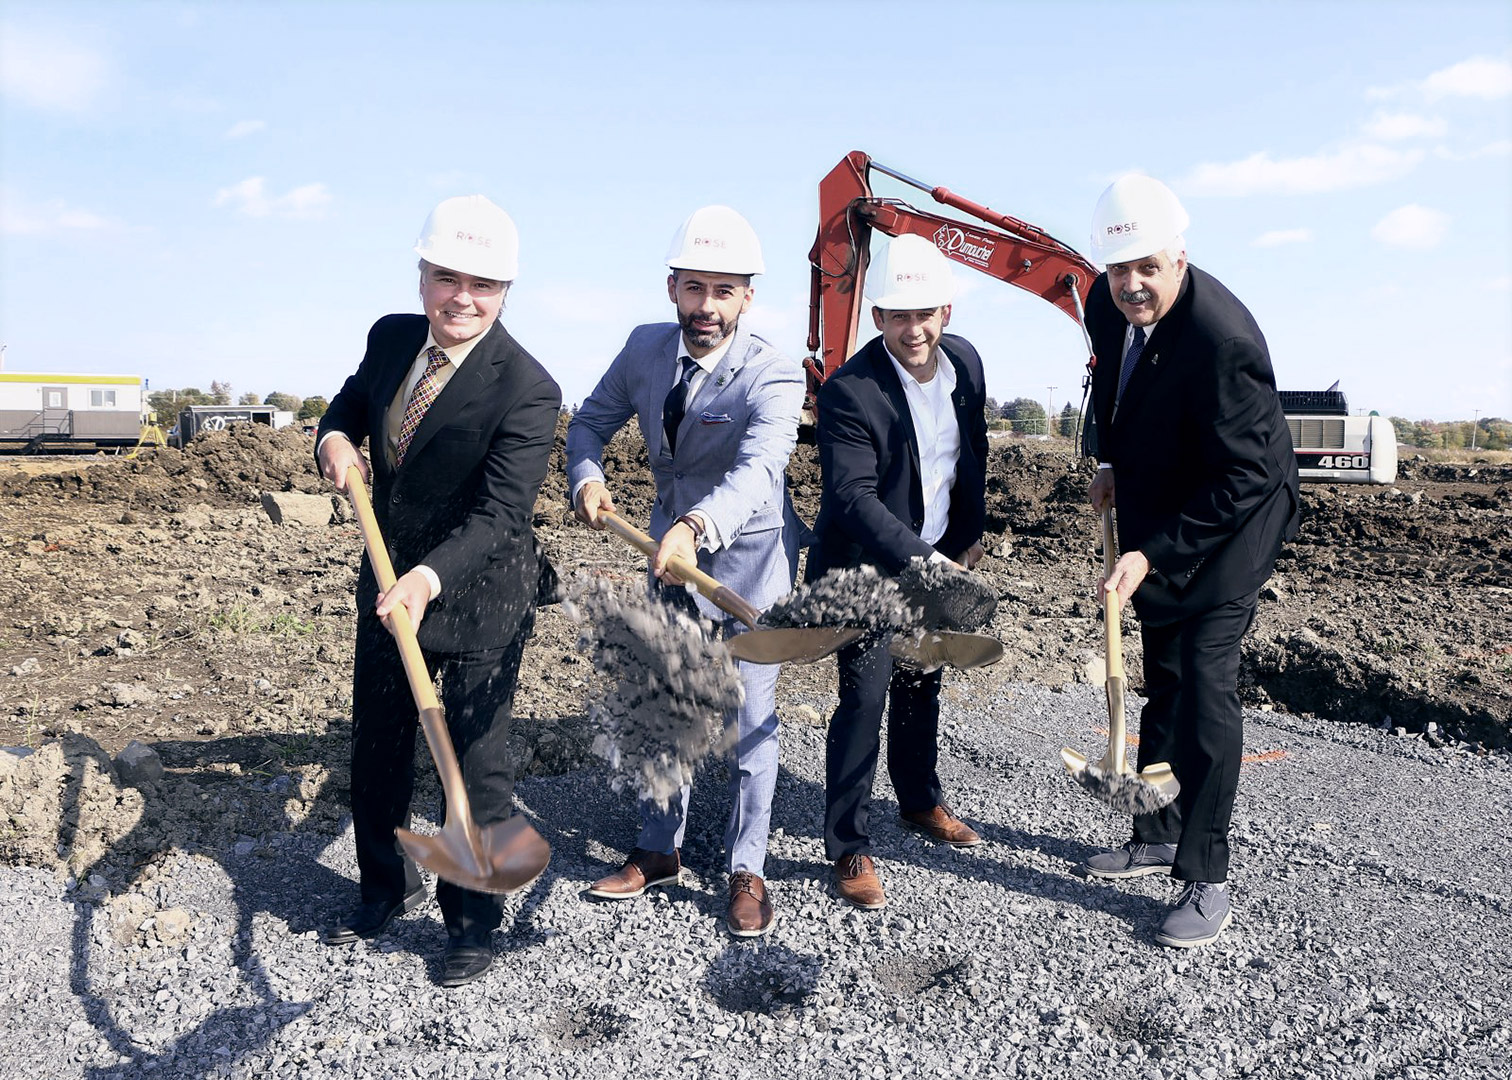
[0,26,108,112]
[0,191,115,235]
[1485,275,1512,293]
[1362,112,1447,140]
[1433,139,1512,162]
[223,119,267,139]
[1371,205,1449,249]
[1253,228,1313,248]
[213,177,332,219]
[1182,144,1423,196]
[1422,56,1512,101]
[1369,55,1512,101]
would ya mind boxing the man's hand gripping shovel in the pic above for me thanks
[1059,506,1179,814]
[346,467,550,894]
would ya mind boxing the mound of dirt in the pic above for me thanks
[2,425,1508,883]
[2,424,329,513]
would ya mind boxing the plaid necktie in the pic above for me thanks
[1116,326,1147,403]
[662,357,698,455]
[395,346,449,464]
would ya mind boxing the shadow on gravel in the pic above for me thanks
[59,727,369,1078]
[705,941,823,1014]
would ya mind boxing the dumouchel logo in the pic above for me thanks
[932,225,995,266]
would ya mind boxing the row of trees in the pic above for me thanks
[146,383,328,422]
[984,396,1083,438]
[1390,416,1510,451]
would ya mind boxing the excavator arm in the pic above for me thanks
[805,151,1100,412]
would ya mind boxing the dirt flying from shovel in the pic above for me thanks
[1070,766,1176,816]
[563,575,743,808]
[760,558,997,634]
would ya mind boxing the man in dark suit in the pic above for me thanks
[1081,174,1298,948]
[315,195,561,985]
[809,234,990,911]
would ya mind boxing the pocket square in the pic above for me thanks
[698,411,733,425]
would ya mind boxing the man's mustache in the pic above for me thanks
[1120,289,1152,304]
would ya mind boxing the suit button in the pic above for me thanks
[391,493,402,504]
[675,472,684,479]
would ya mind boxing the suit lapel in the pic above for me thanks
[1114,271,1191,424]
[868,342,923,502]
[686,324,752,422]
[398,323,507,467]
[652,327,681,458]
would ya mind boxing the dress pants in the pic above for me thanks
[1130,590,1259,883]
[349,613,530,943]
[824,634,946,861]
[637,604,782,877]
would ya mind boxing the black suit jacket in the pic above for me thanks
[319,314,561,653]
[1088,265,1298,625]
[809,333,989,578]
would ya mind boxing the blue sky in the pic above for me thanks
[2,1,1508,422]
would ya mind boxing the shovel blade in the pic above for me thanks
[891,630,1004,671]
[726,626,865,665]
[396,815,551,895]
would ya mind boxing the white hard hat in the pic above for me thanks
[1089,174,1190,266]
[865,234,957,310]
[414,194,519,281]
[665,205,764,275]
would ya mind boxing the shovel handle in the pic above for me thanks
[345,467,482,850]
[346,468,440,712]
[1100,504,1129,773]
[598,509,762,629]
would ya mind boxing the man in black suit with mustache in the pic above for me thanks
[1081,174,1298,948]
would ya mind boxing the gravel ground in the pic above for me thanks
[4,682,1509,1080]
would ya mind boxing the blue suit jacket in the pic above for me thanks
[566,322,804,613]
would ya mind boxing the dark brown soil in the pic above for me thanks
[2,420,1507,873]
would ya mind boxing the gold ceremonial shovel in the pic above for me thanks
[598,510,864,664]
[346,466,550,894]
[1059,506,1179,814]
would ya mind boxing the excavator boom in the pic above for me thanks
[806,150,1099,405]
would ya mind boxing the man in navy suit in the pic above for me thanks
[315,195,561,985]
[568,206,803,938]
[1081,175,1298,948]
[808,234,991,911]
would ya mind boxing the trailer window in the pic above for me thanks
[90,390,117,408]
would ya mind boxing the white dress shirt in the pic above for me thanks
[887,346,960,549]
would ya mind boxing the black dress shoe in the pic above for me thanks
[439,942,494,987]
[320,885,426,946]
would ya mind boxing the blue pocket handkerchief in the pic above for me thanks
[698,411,733,425]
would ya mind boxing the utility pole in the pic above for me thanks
[1047,386,1057,438]
[1472,409,1479,451]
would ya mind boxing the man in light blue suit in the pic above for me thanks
[567,205,804,938]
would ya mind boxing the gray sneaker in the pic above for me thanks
[1083,841,1177,880]
[1155,881,1232,948]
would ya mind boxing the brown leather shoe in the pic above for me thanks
[586,847,681,899]
[900,804,982,847]
[832,854,886,910]
[726,871,775,937]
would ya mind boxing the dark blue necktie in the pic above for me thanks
[662,357,698,454]
[1116,326,1147,403]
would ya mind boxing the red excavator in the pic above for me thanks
[803,150,1100,422]
[801,150,1398,482]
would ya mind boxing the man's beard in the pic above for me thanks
[679,310,736,350]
